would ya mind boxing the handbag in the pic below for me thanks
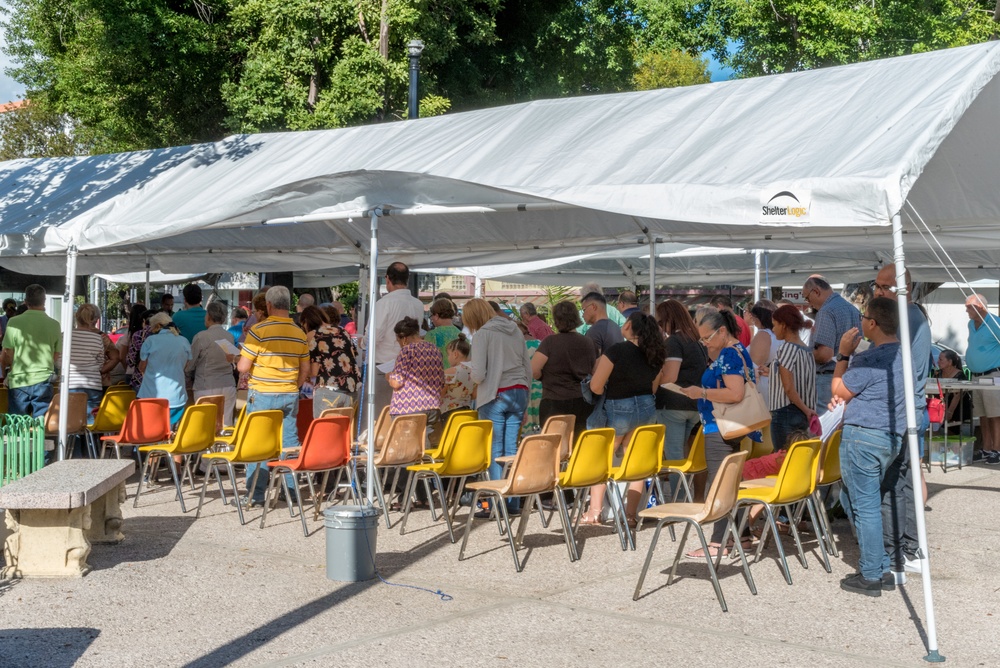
[927,378,945,424]
[712,347,772,440]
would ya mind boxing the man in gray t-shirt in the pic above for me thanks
[581,291,623,356]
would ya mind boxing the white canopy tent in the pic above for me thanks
[5,42,1000,661]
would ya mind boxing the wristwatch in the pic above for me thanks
[836,353,850,363]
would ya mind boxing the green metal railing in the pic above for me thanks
[1,415,45,487]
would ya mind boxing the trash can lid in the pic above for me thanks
[322,504,382,519]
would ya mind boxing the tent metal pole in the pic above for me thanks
[144,256,151,305]
[754,250,762,302]
[364,210,381,507]
[357,265,368,335]
[57,245,78,461]
[648,236,656,315]
[474,277,482,298]
[891,212,944,663]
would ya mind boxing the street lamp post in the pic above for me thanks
[407,39,424,120]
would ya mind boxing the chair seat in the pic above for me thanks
[406,461,443,473]
[661,461,706,474]
[638,502,707,522]
[495,454,515,465]
[465,479,506,493]
[739,477,777,489]
[737,486,781,503]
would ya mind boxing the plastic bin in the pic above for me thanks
[323,505,381,582]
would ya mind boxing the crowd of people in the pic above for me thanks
[5,258,995,602]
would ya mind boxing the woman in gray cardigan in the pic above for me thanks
[464,298,532,516]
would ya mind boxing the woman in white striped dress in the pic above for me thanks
[768,304,818,450]
[68,303,120,421]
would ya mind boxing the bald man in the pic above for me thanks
[966,293,1000,465]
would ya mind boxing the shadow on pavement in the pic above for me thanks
[0,627,100,668]
[89,514,196,569]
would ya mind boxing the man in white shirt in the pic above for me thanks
[370,262,425,413]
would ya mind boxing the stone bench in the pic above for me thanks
[0,460,134,578]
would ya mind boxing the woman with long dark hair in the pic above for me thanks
[581,312,666,527]
[654,299,708,462]
[768,304,817,450]
[748,300,778,400]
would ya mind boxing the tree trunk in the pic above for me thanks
[379,0,389,60]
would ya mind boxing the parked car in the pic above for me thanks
[108,326,128,345]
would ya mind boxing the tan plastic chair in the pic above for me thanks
[496,414,575,471]
[44,391,90,458]
[357,405,391,452]
[195,394,227,436]
[633,450,754,612]
[354,412,427,529]
[458,434,567,571]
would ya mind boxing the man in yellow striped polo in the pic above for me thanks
[237,285,309,506]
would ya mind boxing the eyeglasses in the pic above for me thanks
[870,281,897,294]
[860,314,877,325]
[700,328,721,344]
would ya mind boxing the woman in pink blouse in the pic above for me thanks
[388,317,444,421]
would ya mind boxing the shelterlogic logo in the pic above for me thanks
[760,189,811,224]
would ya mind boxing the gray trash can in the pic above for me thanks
[323,505,382,582]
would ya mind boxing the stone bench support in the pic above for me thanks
[0,460,134,578]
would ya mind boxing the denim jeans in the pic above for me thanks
[479,388,528,510]
[69,387,104,424]
[882,408,929,570]
[770,404,809,452]
[245,389,300,504]
[815,373,833,415]
[9,381,53,418]
[656,408,700,462]
[839,424,902,581]
[603,395,655,437]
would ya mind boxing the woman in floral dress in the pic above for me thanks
[300,306,362,419]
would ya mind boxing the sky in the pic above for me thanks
[0,2,23,103]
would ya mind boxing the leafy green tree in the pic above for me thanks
[0,97,86,159]
[710,0,997,77]
[632,50,711,90]
[1,0,231,153]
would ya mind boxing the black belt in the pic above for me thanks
[817,370,836,375]
[973,367,1000,377]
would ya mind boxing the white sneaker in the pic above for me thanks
[889,571,907,585]
[904,556,923,574]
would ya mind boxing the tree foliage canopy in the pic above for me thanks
[0,0,996,158]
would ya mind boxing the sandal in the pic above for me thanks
[685,544,725,559]
[579,515,603,526]
[626,516,638,529]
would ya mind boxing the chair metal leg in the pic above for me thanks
[280,472,296,518]
[433,472,457,543]
[805,496,833,573]
[294,472,310,536]
[668,522,693,585]
[422,476,439,521]
[449,476,467,524]
[786,502,809,569]
[196,462,216,518]
[692,521,728,612]
[723,514,757,595]
[259,466,281,528]
[813,488,840,557]
[237,463,259,526]
[373,467,391,529]
[495,494,521,572]
[166,454,187,513]
[399,471,418,535]
[761,504,792,584]
[608,481,634,551]
[534,494,550,529]
[633,520,666,600]
[133,451,154,508]
[458,489,486,561]
[554,490,578,562]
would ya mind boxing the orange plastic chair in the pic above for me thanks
[260,415,356,536]
[133,403,218,512]
[100,398,171,459]
[87,387,136,457]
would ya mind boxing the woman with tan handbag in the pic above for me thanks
[675,308,764,558]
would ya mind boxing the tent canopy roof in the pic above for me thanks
[1,42,999,275]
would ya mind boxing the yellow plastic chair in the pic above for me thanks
[354,413,427,529]
[812,430,842,558]
[634,450,754,611]
[134,404,218,513]
[196,409,284,525]
[425,409,478,462]
[608,423,666,551]
[659,425,707,502]
[554,428,616,561]
[399,419,492,543]
[741,423,775,459]
[88,388,136,455]
[459,434,570,572]
[214,404,247,450]
[736,438,825,584]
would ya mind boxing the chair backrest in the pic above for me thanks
[559,428,615,488]
[375,413,427,467]
[229,410,284,461]
[319,406,356,439]
[438,419,493,477]
[195,394,226,435]
[91,388,136,432]
[172,404,219,455]
[119,398,172,445]
[364,405,391,449]
[299,416,352,470]
[614,424,665,482]
[700,450,750,523]
[44,391,89,435]
[435,410,479,452]
[770,438,823,504]
[818,430,842,485]
[505,434,560,496]
[541,414,575,462]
